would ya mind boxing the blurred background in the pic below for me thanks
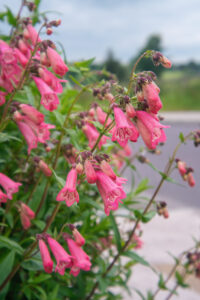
[0,1,200,299]
[1,0,200,111]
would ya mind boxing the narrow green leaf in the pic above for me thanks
[179,132,185,143]
[109,213,121,251]
[52,170,65,188]
[0,250,15,300]
[0,236,23,254]
[123,250,149,266]
[134,178,153,195]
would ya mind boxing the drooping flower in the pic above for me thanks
[126,103,136,118]
[0,173,21,200]
[38,160,52,177]
[64,237,91,277]
[16,120,38,154]
[38,67,67,93]
[14,48,28,67]
[20,104,44,125]
[136,111,169,149]
[38,239,54,273]
[96,171,126,216]
[84,160,97,184]
[47,236,72,275]
[187,171,195,187]
[69,225,85,247]
[20,203,35,230]
[176,159,187,176]
[33,76,60,111]
[46,46,69,76]
[83,123,109,150]
[142,82,162,114]
[23,24,42,46]
[112,106,139,147]
[56,168,79,206]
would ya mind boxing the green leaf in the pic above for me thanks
[0,251,15,300]
[5,7,16,26]
[123,250,149,266]
[74,57,95,70]
[109,213,121,251]
[28,273,51,284]
[158,274,167,290]
[0,236,23,254]
[52,170,65,188]
[179,132,185,143]
[134,178,153,195]
[141,211,156,223]
[22,254,43,271]
[32,219,46,230]
[0,133,21,143]
[175,271,189,288]
[52,111,65,127]
[81,198,103,210]
[23,86,35,106]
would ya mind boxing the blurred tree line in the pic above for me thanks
[92,35,200,83]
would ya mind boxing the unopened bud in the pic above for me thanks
[76,163,83,174]
[46,27,53,35]
[126,103,136,118]
[38,160,52,177]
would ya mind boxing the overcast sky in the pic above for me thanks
[1,0,200,64]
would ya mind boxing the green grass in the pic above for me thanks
[160,70,200,111]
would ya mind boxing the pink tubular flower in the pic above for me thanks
[96,106,115,134]
[126,103,136,118]
[177,160,187,176]
[142,83,162,114]
[14,48,28,67]
[83,123,109,150]
[46,46,69,76]
[56,168,79,206]
[0,173,21,200]
[20,104,44,125]
[0,189,8,204]
[25,24,41,45]
[33,76,59,111]
[20,203,35,230]
[84,160,97,184]
[187,172,195,187]
[39,239,54,273]
[112,106,139,147]
[72,228,85,247]
[38,67,67,93]
[17,121,38,154]
[65,237,91,277]
[47,236,72,275]
[38,160,52,177]
[136,111,169,149]
[100,160,116,180]
[96,171,126,216]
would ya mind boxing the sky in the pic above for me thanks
[0,0,200,64]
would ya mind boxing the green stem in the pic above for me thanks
[127,51,147,94]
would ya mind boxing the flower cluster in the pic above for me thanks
[38,228,91,277]
[176,159,195,187]
[13,104,55,153]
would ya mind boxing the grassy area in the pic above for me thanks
[160,70,200,111]
[77,70,200,111]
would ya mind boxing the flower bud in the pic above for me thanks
[38,160,52,177]
[126,103,136,118]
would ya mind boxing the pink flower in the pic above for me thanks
[96,106,115,134]
[20,203,35,230]
[20,104,44,125]
[46,46,69,76]
[0,41,16,64]
[96,171,126,216]
[100,160,116,180]
[187,172,195,187]
[38,160,52,177]
[142,83,162,114]
[17,121,38,154]
[136,111,169,149]
[47,237,72,275]
[24,24,42,46]
[56,168,79,206]
[84,160,97,184]
[33,76,59,111]
[18,39,30,55]
[65,237,91,277]
[126,103,136,118]
[38,67,67,93]
[0,173,21,200]
[112,106,139,147]
[0,189,8,204]
[131,234,143,250]
[177,160,187,176]
[0,75,14,92]
[39,239,54,273]
[14,48,28,67]
[71,227,85,247]
[83,123,109,149]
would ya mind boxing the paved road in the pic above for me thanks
[123,115,200,210]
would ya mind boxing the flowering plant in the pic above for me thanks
[0,1,199,300]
